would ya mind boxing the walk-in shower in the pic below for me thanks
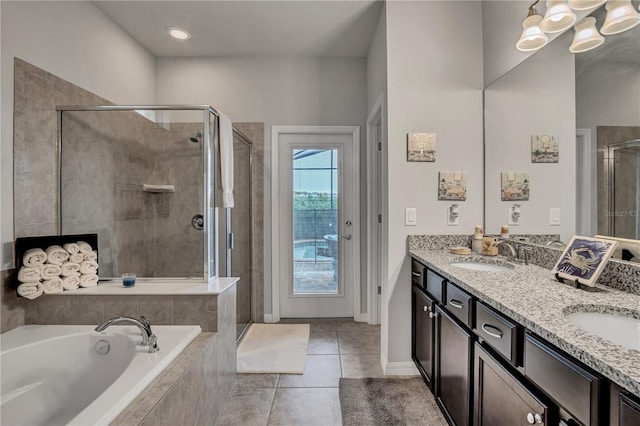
[56,105,219,281]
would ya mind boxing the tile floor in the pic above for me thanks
[214,319,385,426]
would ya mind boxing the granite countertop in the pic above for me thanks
[409,249,640,397]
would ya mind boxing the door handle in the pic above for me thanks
[448,299,464,309]
[342,234,352,240]
[481,323,504,339]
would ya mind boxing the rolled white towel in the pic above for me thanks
[79,274,99,288]
[40,264,62,280]
[46,245,69,266]
[83,251,98,262]
[43,277,64,294]
[63,242,80,255]
[18,266,41,283]
[17,282,44,299]
[23,248,47,267]
[60,262,81,277]
[79,260,98,275]
[62,275,80,291]
[77,241,93,254]
[69,253,84,264]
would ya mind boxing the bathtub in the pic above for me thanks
[1,324,201,426]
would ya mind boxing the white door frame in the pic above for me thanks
[576,129,594,236]
[365,92,386,325]
[271,125,360,323]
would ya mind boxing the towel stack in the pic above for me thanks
[17,241,99,299]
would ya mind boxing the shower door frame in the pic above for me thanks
[56,104,220,282]
[604,138,640,237]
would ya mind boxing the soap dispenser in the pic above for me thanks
[471,225,483,253]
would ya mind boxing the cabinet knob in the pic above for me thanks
[534,413,543,424]
[526,413,535,424]
[423,305,429,312]
[428,312,438,319]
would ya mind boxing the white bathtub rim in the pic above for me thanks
[1,324,202,426]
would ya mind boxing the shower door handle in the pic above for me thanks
[342,234,352,240]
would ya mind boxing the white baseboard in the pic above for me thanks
[354,312,368,323]
[383,361,420,376]
[263,314,276,323]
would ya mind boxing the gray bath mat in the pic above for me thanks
[339,377,447,426]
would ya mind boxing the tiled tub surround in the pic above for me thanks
[408,248,640,397]
[112,284,237,425]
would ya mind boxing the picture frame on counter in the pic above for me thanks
[551,235,618,287]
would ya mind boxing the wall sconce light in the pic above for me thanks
[448,204,460,226]
[509,204,522,226]
[600,0,640,35]
[541,0,577,33]
[569,16,605,52]
[517,2,550,52]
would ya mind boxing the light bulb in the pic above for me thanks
[570,17,605,53]
[541,0,577,33]
[601,0,640,35]
[517,14,550,51]
[167,27,192,40]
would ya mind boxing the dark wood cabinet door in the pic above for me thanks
[475,343,553,426]
[412,285,435,388]
[436,305,472,426]
[610,384,640,426]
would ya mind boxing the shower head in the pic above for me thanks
[189,132,203,143]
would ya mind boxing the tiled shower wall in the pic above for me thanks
[15,58,203,278]
[597,126,640,237]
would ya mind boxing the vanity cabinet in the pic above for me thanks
[412,284,436,389]
[436,304,473,426]
[410,256,628,426]
[610,384,640,426]
[474,342,552,426]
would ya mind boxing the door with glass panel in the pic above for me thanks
[277,128,357,318]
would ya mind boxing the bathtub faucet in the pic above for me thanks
[95,316,159,353]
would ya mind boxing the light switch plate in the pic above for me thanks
[405,208,417,226]
[550,208,561,226]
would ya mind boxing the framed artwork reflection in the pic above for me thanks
[407,133,436,162]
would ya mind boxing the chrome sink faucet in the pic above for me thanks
[95,316,159,353]
[494,240,517,258]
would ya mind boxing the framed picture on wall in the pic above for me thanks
[531,134,559,163]
[438,171,467,201]
[407,133,436,162]
[551,235,618,287]
[501,172,529,201]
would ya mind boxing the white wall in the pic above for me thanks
[384,1,484,366]
[484,32,576,242]
[0,0,156,270]
[155,56,367,317]
[366,9,387,114]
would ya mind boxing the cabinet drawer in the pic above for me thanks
[445,282,473,328]
[425,269,445,304]
[524,333,603,426]
[610,384,640,426]
[411,259,426,287]
[475,301,522,366]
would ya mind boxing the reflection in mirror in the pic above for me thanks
[484,5,640,262]
[59,108,207,279]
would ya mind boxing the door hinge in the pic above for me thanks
[377,285,381,295]
[378,142,382,151]
[378,214,382,223]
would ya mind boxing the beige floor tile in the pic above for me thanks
[341,353,385,378]
[214,387,276,426]
[338,329,381,354]
[267,388,342,426]
[278,355,342,388]
[307,331,339,354]
[234,374,280,389]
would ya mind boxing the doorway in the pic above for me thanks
[272,126,360,319]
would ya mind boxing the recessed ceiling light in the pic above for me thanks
[167,27,191,40]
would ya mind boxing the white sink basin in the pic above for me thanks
[565,312,640,351]
[449,262,512,272]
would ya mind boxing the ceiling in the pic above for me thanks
[93,0,383,57]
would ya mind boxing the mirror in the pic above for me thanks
[483,4,640,261]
